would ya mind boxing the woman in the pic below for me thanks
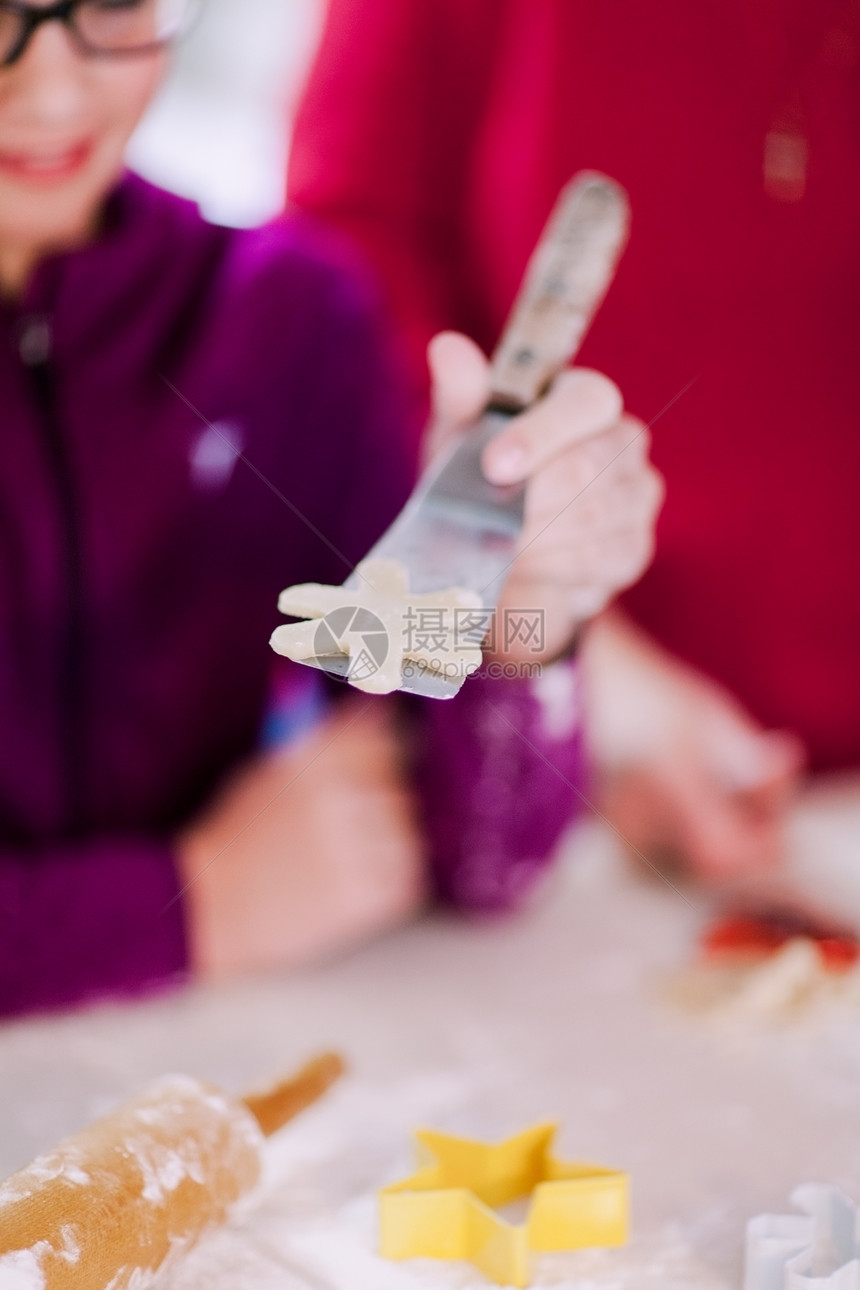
[287,0,859,880]
[0,0,661,1014]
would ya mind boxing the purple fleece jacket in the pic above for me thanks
[0,174,583,1016]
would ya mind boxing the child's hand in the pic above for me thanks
[427,332,664,661]
[581,609,805,882]
[176,698,426,978]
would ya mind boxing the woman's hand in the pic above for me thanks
[581,609,806,882]
[176,697,426,978]
[427,332,664,662]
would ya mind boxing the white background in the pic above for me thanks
[128,0,324,227]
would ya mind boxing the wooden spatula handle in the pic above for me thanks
[488,173,629,414]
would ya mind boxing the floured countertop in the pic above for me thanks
[1,778,859,1289]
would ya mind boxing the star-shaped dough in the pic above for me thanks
[379,1123,628,1287]
[270,558,485,695]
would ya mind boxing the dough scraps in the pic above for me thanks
[668,937,860,1022]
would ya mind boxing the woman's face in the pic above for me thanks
[0,10,165,280]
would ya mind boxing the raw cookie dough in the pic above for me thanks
[270,558,485,695]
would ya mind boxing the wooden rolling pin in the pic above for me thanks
[0,1051,344,1290]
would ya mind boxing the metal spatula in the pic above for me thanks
[280,172,629,698]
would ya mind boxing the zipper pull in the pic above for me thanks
[18,314,52,367]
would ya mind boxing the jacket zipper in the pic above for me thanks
[19,316,87,836]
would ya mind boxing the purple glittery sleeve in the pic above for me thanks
[411,660,586,912]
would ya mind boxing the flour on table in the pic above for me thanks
[0,1247,49,1290]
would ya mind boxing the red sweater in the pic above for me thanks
[288,0,860,772]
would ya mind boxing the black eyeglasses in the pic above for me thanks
[0,0,199,68]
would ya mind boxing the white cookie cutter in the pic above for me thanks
[745,1184,860,1290]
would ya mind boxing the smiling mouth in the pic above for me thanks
[0,140,93,182]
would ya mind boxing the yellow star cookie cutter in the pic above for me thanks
[379,1123,628,1287]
